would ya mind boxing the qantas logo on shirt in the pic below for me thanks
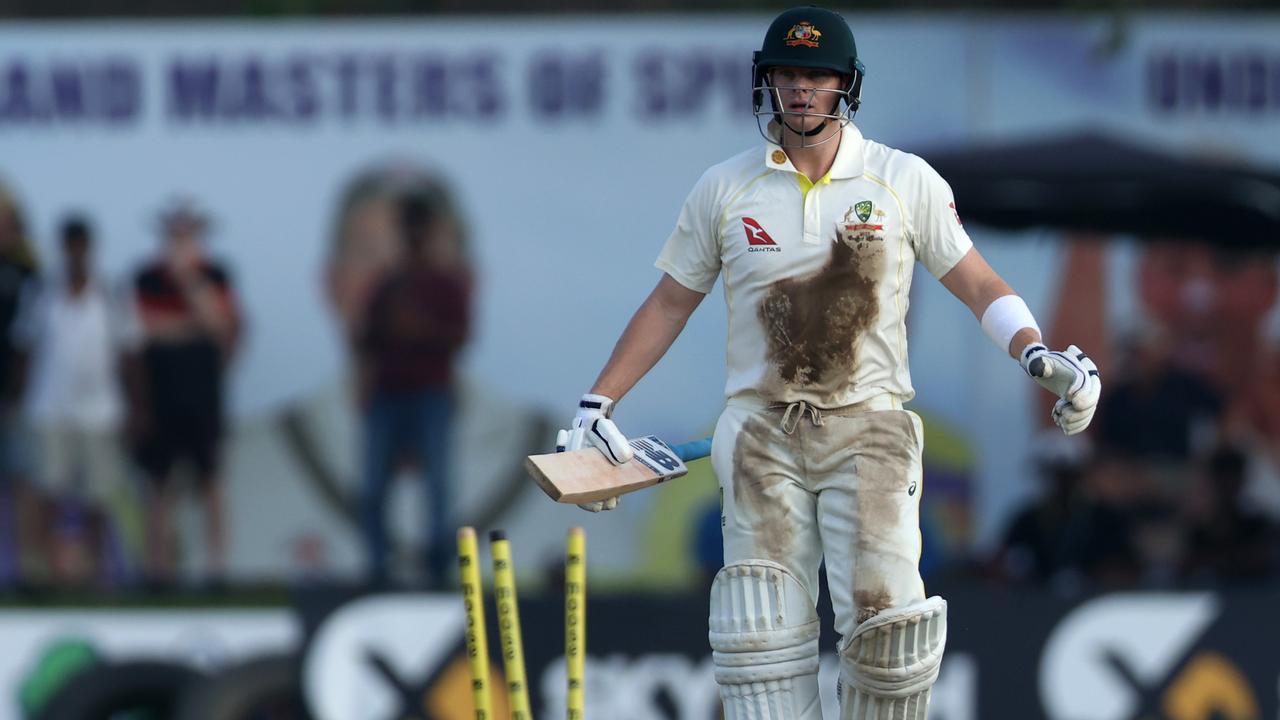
[743,217,782,253]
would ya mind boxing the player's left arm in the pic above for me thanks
[938,248,1036,357]
[939,247,1102,435]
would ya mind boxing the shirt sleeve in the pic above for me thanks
[655,170,722,294]
[910,156,974,279]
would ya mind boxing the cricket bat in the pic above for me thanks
[526,435,712,504]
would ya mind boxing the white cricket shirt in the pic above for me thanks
[656,122,973,407]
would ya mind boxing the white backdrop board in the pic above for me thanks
[1,14,1277,579]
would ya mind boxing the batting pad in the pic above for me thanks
[709,560,823,720]
[839,595,947,720]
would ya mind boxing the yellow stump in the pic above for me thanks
[490,530,533,720]
[458,527,493,720]
[565,527,586,720]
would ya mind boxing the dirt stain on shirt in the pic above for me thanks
[758,226,885,398]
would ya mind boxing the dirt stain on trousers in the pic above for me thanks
[843,410,922,625]
[730,414,801,562]
[717,403,926,638]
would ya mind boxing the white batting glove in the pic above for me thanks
[556,394,634,512]
[1021,343,1102,436]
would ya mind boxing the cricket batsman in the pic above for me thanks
[557,7,1102,719]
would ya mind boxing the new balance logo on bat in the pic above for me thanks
[743,217,781,252]
[630,437,683,474]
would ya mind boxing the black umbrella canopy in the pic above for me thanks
[922,132,1280,249]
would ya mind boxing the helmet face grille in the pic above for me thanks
[752,84,854,150]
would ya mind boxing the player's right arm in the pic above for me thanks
[558,274,704,512]
[562,166,723,511]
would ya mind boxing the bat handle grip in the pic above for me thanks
[672,437,713,462]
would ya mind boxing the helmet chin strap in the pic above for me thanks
[783,119,829,137]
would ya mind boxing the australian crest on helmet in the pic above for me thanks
[785,21,822,48]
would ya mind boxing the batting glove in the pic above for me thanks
[557,393,633,512]
[1021,343,1102,436]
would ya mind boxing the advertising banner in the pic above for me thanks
[0,607,300,720]
[296,588,1280,720]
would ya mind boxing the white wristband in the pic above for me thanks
[980,295,1040,356]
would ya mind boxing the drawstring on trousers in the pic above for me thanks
[778,401,824,434]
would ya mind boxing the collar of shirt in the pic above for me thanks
[763,121,866,180]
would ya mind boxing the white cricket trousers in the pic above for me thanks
[711,394,927,641]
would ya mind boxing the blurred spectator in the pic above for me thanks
[1096,326,1223,461]
[12,216,146,587]
[1181,445,1277,585]
[0,182,38,585]
[356,180,471,588]
[1072,451,1153,588]
[1037,237,1280,587]
[994,434,1175,591]
[0,184,37,426]
[326,169,407,346]
[994,431,1093,587]
[132,199,242,586]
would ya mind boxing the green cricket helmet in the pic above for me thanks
[752,6,866,143]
